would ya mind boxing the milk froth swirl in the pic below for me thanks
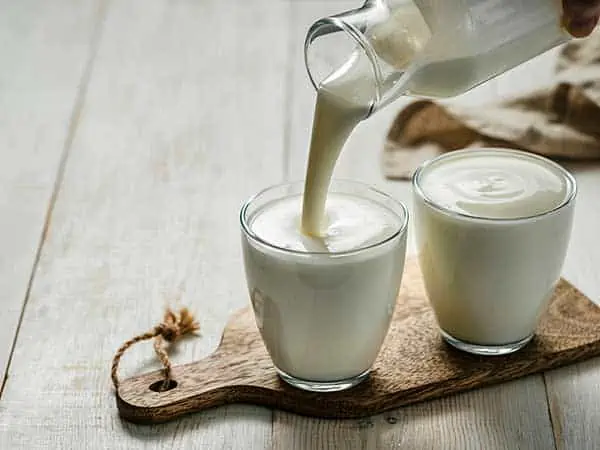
[418,152,570,219]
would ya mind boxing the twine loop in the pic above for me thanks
[111,307,199,391]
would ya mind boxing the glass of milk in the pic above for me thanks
[413,148,577,356]
[240,180,409,392]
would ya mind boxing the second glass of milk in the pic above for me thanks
[413,148,576,356]
[240,180,408,392]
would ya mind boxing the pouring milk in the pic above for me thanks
[301,5,429,236]
[300,0,571,234]
[240,7,424,388]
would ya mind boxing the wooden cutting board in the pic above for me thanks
[116,257,600,424]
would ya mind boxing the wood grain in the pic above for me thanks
[497,45,600,450]
[0,0,103,391]
[1,0,600,448]
[543,166,600,450]
[0,0,289,448]
[116,257,600,425]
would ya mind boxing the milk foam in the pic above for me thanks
[251,193,401,253]
[301,53,374,236]
[418,152,569,219]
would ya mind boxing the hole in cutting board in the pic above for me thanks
[149,380,178,392]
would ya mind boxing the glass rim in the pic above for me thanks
[412,148,578,224]
[304,15,381,116]
[240,179,409,257]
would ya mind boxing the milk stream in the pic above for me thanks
[300,0,565,237]
[300,53,373,237]
[300,3,427,237]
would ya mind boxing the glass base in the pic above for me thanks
[276,367,370,393]
[441,330,534,356]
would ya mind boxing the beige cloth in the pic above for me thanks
[383,29,600,180]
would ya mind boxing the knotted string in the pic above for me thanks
[111,308,199,391]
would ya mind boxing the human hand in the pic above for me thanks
[562,0,600,38]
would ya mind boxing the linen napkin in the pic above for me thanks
[383,28,600,180]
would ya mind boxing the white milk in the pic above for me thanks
[243,2,422,382]
[419,152,569,219]
[301,54,374,236]
[301,3,428,237]
[300,0,566,237]
[246,32,410,383]
[413,149,576,348]
[242,187,407,382]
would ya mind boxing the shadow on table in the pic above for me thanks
[559,159,600,174]
[116,382,545,449]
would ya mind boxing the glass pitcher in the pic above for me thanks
[304,0,570,118]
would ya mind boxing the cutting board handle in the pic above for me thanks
[117,347,279,424]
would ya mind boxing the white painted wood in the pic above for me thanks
[545,358,600,450]
[375,377,556,450]
[544,156,600,450]
[274,381,554,450]
[273,414,379,450]
[498,44,600,450]
[1,0,599,448]
[0,0,289,447]
[0,0,103,389]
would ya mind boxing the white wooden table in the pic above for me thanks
[1,1,599,448]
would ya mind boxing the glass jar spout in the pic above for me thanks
[304,0,432,117]
[304,0,570,118]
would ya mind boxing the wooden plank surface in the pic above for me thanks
[498,45,600,450]
[0,0,289,448]
[0,0,104,391]
[1,0,599,448]
[277,382,554,450]
[544,165,600,450]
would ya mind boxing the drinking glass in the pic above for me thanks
[412,149,577,355]
[240,180,409,391]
